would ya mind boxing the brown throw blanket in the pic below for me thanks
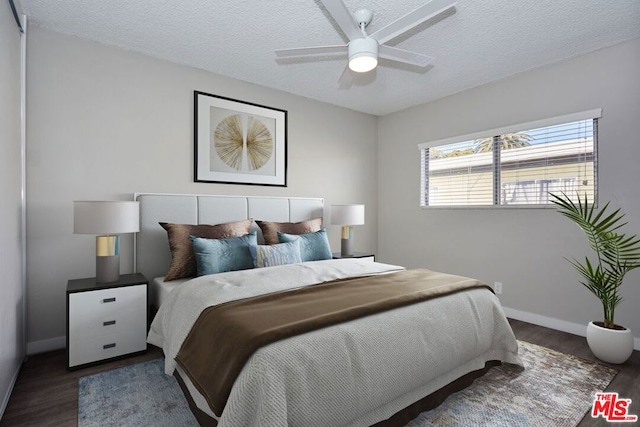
[175,268,493,416]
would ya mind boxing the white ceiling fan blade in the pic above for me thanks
[338,65,353,89]
[275,45,347,58]
[319,0,363,41]
[378,45,434,68]
[370,0,456,45]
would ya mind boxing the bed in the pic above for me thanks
[137,193,523,426]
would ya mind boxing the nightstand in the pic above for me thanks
[66,273,148,370]
[332,252,375,262]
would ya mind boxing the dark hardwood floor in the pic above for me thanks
[1,346,163,427]
[1,319,638,426]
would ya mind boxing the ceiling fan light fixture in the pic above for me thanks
[348,37,378,73]
[275,0,457,77]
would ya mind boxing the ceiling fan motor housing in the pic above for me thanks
[348,37,378,72]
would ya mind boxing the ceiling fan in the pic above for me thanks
[275,0,457,75]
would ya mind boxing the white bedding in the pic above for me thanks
[147,259,523,426]
[150,276,186,309]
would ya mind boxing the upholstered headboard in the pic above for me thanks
[134,193,324,281]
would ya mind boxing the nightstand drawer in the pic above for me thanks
[69,302,145,341]
[68,331,147,367]
[69,285,146,320]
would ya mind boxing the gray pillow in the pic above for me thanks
[249,239,302,268]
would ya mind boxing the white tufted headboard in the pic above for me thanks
[134,193,324,281]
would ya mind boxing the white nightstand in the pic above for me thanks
[332,252,375,262]
[66,273,148,370]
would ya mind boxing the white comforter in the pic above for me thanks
[147,259,523,427]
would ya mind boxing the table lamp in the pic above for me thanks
[330,204,365,257]
[74,201,140,283]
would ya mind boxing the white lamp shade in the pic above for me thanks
[331,204,365,226]
[74,201,140,235]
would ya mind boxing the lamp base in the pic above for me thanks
[96,235,120,283]
[340,238,354,257]
[96,255,120,283]
[340,226,355,257]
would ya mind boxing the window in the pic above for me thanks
[419,110,600,207]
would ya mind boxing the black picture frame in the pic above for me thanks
[194,91,287,186]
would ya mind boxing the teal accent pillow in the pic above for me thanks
[278,228,332,262]
[249,239,302,268]
[190,232,257,276]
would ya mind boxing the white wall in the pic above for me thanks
[26,26,378,348]
[25,23,639,352]
[378,39,640,342]
[0,0,25,417]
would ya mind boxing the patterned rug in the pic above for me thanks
[78,341,617,427]
[406,341,617,426]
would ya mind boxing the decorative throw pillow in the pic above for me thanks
[256,218,323,245]
[278,229,332,262]
[160,219,253,281]
[190,232,257,276]
[249,240,302,268]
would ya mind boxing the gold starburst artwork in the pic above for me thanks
[214,114,273,171]
[214,114,244,170]
[246,116,273,170]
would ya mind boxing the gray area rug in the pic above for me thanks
[78,357,196,427]
[78,341,617,426]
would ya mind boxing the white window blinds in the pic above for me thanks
[419,110,600,207]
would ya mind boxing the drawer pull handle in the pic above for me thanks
[103,320,116,326]
[103,297,116,303]
[103,343,116,349]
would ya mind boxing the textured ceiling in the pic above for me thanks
[16,0,640,116]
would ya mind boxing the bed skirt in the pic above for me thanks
[174,360,502,427]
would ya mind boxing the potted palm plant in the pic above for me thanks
[550,192,639,364]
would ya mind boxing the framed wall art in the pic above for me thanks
[194,91,287,186]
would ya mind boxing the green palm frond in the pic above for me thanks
[474,133,533,153]
[550,192,640,329]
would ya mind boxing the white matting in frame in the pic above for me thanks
[194,91,287,186]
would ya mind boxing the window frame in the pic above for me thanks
[418,109,601,209]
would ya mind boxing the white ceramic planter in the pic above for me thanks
[586,321,634,364]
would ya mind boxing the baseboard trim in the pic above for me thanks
[503,306,640,351]
[0,362,21,419]
[26,336,66,355]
